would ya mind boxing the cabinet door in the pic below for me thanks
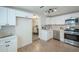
[55,31,60,39]
[0,7,7,25]
[0,40,7,52]
[53,30,60,40]
[0,45,7,52]
[0,36,17,52]
[53,31,56,38]
[8,8,16,25]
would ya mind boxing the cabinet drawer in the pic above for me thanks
[5,38,16,44]
[5,43,17,52]
[0,36,17,52]
[0,40,7,52]
[0,45,7,52]
[0,39,6,45]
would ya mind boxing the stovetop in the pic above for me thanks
[64,29,79,35]
[65,29,79,32]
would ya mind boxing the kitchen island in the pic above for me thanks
[39,29,53,41]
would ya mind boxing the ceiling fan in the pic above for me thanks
[44,8,57,17]
[46,8,57,13]
[40,6,57,16]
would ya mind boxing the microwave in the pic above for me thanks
[65,18,79,25]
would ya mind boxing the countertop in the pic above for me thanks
[0,34,14,38]
[0,32,14,38]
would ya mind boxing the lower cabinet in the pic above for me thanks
[53,30,60,40]
[40,30,53,41]
[0,43,7,52]
[0,36,17,52]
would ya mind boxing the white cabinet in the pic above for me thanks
[0,36,17,52]
[40,30,53,41]
[0,7,16,25]
[7,8,16,25]
[60,30,64,42]
[0,40,7,52]
[0,7,7,25]
[6,37,17,52]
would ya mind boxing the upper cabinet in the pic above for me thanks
[0,7,33,26]
[0,7,7,25]
[7,8,16,25]
[0,7,16,26]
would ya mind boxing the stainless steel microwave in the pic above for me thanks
[65,18,79,25]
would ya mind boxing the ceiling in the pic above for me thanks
[8,6,79,17]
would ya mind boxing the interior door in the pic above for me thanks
[16,17,32,48]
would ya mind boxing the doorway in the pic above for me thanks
[32,16,39,41]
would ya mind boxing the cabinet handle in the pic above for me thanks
[5,41,11,43]
[6,45,10,47]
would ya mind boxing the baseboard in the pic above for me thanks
[18,41,32,49]
[47,38,53,41]
[53,38,60,41]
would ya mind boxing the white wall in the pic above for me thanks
[38,15,47,38]
[40,15,47,25]
[45,12,79,24]
[15,9,33,18]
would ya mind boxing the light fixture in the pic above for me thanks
[47,8,57,13]
[32,15,39,19]
[32,16,37,19]
[53,8,57,12]
[44,8,57,16]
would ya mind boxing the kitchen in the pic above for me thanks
[0,6,79,52]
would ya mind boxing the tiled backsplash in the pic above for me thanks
[42,24,79,30]
[0,25,15,35]
[42,24,66,30]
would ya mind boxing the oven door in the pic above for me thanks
[64,33,79,42]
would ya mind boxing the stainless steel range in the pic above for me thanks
[64,18,79,47]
